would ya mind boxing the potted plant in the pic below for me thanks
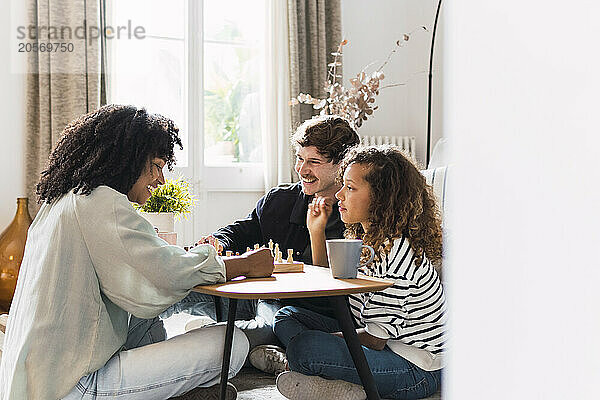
[134,176,195,234]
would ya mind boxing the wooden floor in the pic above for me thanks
[231,368,286,400]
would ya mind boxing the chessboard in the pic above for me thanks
[248,239,304,273]
[273,261,304,273]
[186,238,304,273]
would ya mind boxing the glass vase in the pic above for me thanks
[0,198,33,312]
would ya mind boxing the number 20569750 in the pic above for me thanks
[18,42,75,53]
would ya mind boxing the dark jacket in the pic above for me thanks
[213,182,345,316]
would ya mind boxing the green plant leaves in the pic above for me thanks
[134,176,195,215]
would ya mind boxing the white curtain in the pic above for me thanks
[261,0,294,192]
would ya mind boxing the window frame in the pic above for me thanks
[182,0,265,241]
[107,0,266,242]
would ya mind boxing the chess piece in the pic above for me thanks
[287,249,294,263]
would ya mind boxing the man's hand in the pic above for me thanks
[306,196,333,235]
[194,235,213,246]
[223,248,274,280]
[194,235,223,253]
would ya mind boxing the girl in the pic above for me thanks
[274,145,446,400]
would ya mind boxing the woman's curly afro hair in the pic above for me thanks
[339,145,443,266]
[37,104,183,204]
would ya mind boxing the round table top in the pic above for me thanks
[192,264,394,299]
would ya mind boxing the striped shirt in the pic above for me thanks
[348,236,447,371]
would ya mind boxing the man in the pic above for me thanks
[165,115,360,373]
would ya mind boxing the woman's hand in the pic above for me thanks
[306,196,333,235]
[242,248,275,277]
[223,248,274,280]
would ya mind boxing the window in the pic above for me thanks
[203,1,264,165]
[107,0,268,241]
[108,0,187,165]
[108,0,266,169]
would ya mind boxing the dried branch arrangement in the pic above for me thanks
[290,27,427,129]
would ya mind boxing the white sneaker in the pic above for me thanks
[184,316,217,332]
[276,371,366,400]
[248,344,288,375]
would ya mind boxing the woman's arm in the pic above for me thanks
[79,191,253,318]
[222,248,274,280]
[306,197,332,267]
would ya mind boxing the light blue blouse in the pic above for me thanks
[0,186,225,400]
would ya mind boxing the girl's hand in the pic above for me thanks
[307,197,332,267]
[306,196,332,235]
[332,329,387,351]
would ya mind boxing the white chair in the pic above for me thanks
[428,138,449,169]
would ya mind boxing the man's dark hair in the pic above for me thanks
[37,104,183,204]
[291,115,360,164]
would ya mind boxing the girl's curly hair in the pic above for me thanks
[339,145,442,266]
[37,104,183,204]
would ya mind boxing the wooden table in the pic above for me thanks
[193,265,394,400]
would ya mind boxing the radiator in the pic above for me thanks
[359,135,416,159]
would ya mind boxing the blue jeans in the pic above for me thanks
[62,316,248,399]
[162,291,283,350]
[273,306,441,400]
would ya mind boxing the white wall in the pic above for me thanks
[341,0,443,166]
[0,0,27,229]
[446,1,600,399]
[193,191,262,239]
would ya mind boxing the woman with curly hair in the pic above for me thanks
[274,145,446,400]
[0,104,273,400]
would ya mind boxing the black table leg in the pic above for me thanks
[214,296,223,322]
[219,298,237,400]
[331,295,381,400]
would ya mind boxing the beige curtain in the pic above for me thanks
[25,0,106,214]
[288,0,342,131]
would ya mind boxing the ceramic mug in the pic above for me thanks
[326,239,375,279]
